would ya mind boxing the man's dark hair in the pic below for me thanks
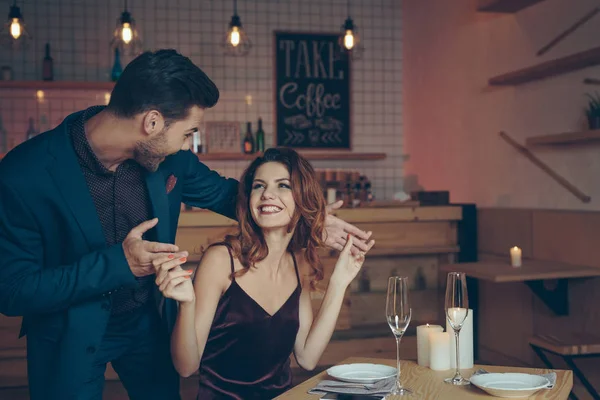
[107,49,219,122]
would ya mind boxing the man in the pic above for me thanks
[0,49,373,400]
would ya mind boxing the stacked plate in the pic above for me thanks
[326,363,397,384]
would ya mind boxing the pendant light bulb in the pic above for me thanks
[121,22,132,44]
[1,1,31,49]
[343,30,354,50]
[338,0,364,59]
[222,0,252,56]
[10,18,20,39]
[230,26,240,47]
[110,0,142,56]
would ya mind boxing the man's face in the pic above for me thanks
[134,106,204,172]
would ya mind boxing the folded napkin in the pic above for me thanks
[308,377,395,396]
[472,369,556,389]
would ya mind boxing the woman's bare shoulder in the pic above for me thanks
[195,245,234,280]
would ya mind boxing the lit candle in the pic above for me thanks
[510,246,522,267]
[446,308,474,369]
[417,324,443,367]
[429,331,451,371]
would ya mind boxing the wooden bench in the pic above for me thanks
[529,333,600,400]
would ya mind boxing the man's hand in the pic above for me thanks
[122,218,180,277]
[324,200,375,256]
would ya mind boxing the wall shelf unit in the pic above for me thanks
[0,152,387,162]
[197,152,386,161]
[525,129,600,146]
[0,81,115,91]
[477,0,547,13]
[488,45,600,86]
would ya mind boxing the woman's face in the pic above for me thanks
[249,162,296,230]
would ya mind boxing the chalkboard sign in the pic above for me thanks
[274,31,351,149]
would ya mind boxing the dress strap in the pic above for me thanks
[207,242,236,279]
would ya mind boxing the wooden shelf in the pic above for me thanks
[489,45,600,86]
[440,255,600,283]
[197,152,387,161]
[0,81,115,91]
[526,129,600,146]
[0,151,386,162]
[477,0,547,13]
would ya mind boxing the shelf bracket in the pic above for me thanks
[524,279,569,316]
[499,131,591,203]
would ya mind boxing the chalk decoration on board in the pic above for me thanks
[284,129,305,145]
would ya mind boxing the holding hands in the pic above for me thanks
[330,234,368,290]
[153,251,195,304]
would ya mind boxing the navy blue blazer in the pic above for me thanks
[0,110,238,398]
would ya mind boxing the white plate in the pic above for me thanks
[470,373,550,398]
[326,363,397,384]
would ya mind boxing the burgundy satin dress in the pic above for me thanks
[196,244,301,399]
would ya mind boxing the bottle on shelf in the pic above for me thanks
[255,117,265,153]
[191,128,207,154]
[364,179,374,204]
[0,116,7,153]
[243,122,254,154]
[111,48,123,82]
[39,114,50,134]
[42,43,53,81]
[414,266,427,290]
[353,181,362,207]
[25,118,37,141]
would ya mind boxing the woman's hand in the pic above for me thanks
[330,235,366,289]
[154,253,195,304]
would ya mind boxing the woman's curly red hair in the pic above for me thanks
[223,147,326,289]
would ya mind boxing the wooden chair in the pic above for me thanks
[529,334,600,400]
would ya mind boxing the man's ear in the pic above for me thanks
[142,110,165,137]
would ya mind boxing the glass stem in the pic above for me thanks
[396,336,402,389]
[454,330,461,378]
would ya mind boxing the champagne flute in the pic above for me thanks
[445,272,470,385]
[385,276,412,397]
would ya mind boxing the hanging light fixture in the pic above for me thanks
[110,0,142,56]
[222,0,252,56]
[339,0,364,59]
[0,1,31,49]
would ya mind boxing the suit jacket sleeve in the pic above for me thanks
[180,150,239,220]
[0,180,136,317]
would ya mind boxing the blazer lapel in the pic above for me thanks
[145,168,172,320]
[46,116,106,250]
[144,169,170,243]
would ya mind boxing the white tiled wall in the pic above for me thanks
[0,0,403,199]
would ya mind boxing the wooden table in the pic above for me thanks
[439,255,600,283]
[276,357,573,399]
[440,254,600,315]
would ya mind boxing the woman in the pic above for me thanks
[155,148,370,399]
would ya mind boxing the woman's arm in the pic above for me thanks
[157,245,230,377]
[293,236,365,370]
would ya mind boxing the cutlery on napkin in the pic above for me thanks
[472,369,556,389]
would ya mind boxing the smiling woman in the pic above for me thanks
[228,147,327,287]
[155,146,370,399]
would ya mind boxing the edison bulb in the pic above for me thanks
[121,22,132,44]
[10,18,21,39]
[344,30,354,50]
[230,26,240,47]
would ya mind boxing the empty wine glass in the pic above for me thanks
[385,276,412,397]
[445,272,470,385]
